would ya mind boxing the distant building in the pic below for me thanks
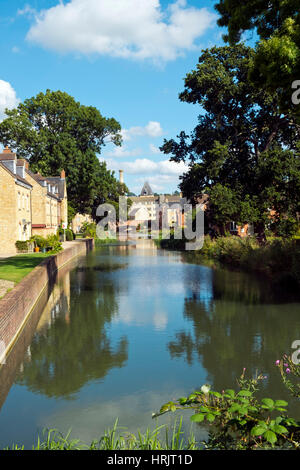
[128,181,186,229]
[71,213,94,234]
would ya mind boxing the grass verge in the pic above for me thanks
[0,253,51,284]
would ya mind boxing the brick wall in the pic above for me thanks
[0,239,94,363]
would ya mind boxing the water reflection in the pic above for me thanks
[168,258,300,407]
[1,244,300,447]
[14,256,128,399]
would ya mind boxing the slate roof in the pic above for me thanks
[140,182,153,196]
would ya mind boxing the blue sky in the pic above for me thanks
[0,0,224,195]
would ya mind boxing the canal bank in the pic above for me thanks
[0,238,94,364]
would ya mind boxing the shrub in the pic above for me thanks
[15,240,28,252]
[30,235,47,249]
[45,234,62,254]
[65,229,74,241]
[82,222,97,239]
[155,371,300,449]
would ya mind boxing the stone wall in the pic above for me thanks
[0,166,18,254]
[0,239,94,363]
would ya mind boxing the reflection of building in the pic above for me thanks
[35,271,71,332]
[0,147,68,253]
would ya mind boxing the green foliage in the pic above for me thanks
[30,235,48,249]
[65,229,74,241]
[214,0,300,116]
[0,254,50,283]
[271,218,299,239]
[30,234,62,253]
[4,420,199,451]
[160,45,300,240]
[94,238,118,246]
[0,89,123,215]
[81,222,97,239]
[277,355,300,398]
[155,372,300,449]
[67,204,77,225]
[15,240,29,252]
[159,235,300,287]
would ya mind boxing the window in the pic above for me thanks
[230,222,238,232]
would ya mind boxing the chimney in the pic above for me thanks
[3,146,12,154]
[119,170,124,184]
[61,169,66,179]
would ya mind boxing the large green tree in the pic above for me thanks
[160,45,300,240]
[0,89,123,215]
[215,0,300,114]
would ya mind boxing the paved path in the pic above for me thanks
[0,279,14,299]
[0,253,19,261]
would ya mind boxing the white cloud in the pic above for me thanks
[105,157,188,176]
[25,0,217,62]
[0,80,19,120]
[106,146,142,158]
[149,144,161,154]
[122,121,163,141]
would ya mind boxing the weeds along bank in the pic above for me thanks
[157,235,300,288]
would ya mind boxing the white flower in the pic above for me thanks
[201,384,211,394]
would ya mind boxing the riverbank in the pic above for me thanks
[157,235,300,288]
[0,239,94,364]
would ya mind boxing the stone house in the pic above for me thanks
[0,147,68,255]
[71,213,93,234]
[129,182,186,229]
[26,169,68,237]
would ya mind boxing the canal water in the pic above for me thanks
[0,242,300,448]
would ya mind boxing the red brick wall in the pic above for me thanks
[0,239,94,362]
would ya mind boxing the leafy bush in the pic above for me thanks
[29,235,62,254]
[158,234,300,287]
[155,371,300,449]
[82,222,97,239]
[46,234,62,254]
[57,227,74,241]
[30,235,47,249]
[15,240,28,252]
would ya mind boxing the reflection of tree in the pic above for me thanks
[168,266,300,394]
[15,263,128,399]
[181,253,300,304]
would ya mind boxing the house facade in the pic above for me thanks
[71,213,93,234]
[128,182,186,229]
[0,147,68,255]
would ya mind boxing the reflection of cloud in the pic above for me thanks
[153,312,168,331]
[39,389,202,445]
